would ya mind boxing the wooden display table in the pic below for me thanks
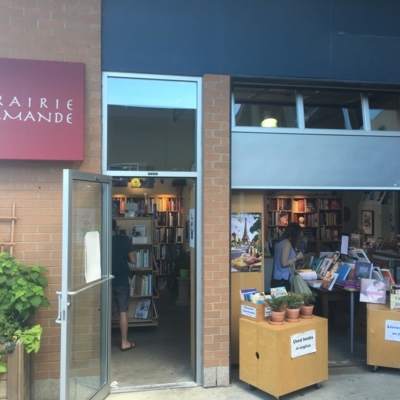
[240,316,328,399]
[367,302,400,371]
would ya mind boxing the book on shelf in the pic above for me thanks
[321,272,339,291]
[354,261,373,280]
[359,278,386,304]
[132,224,146,237]
[134,299,151,319]
[381,268,396,285]
[270,286,288,298]
[306,279,323,288]
[277,212,289,226]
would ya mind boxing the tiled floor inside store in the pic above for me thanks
[110,295,367,390]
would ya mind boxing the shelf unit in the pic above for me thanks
[153,197,184,292]
[265,195,343,255]
[113,217,158,327]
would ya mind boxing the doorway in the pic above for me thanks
[109,177,196,391]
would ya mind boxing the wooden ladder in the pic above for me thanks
[0,203,17,255]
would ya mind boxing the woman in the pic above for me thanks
[271,222,303,291]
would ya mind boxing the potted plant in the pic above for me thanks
[300,292,318,318]
[283,294,303,322]
[0,252,49,377]
[266,296,285,325]
[171,178,187,197]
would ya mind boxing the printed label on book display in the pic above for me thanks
[290,330,316,358]
[241,304,257,318]
[385,320,400,342]
[264,306,271,317]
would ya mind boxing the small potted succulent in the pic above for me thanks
[267,296,285,325]
[283,294,303,322]
[300,292,318,318]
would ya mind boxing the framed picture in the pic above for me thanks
[361,210,374,235]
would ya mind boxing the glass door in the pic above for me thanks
[58,170,112,400]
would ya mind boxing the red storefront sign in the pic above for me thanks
[0,58,84,160]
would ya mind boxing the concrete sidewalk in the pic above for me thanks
[107,364,400,399]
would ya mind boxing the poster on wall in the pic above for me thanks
[231,212,262,272]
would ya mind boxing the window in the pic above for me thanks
[232,84,400,133]
[302,90,363,130]
[367,92,400,131]
[106,77,197,172]
[234,86,297,128]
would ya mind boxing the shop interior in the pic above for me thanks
[231,189,399,368]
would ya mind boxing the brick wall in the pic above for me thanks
[202,75,231,387]
[0,0,102,387]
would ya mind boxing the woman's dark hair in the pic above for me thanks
[278,222,302,248]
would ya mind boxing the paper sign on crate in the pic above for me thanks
[291,329,316,359]
[390,294,400,311]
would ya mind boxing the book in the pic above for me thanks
[371,266,384,281]
[134,299,151,319]
[316,258,332,278]
[297,270,318,280]
[298,254,314,270]
[381,268,396,285]
[337,279,360,289]
[359,278,386,304]
[277,212,289,226]
[270,286,288,298]
[374,191,387,204]
[310,257,322,272]
[321,272,339,291]
[132,224,146,237]
[307,279,323,288]
[336,263,351,282]
[239,287,257,301]
[354,261,373,280]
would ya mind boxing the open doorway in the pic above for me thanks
[109,177,196,389]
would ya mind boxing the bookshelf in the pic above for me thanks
[265,195,343,255]
[153,197,184,293]
[113,217,158,327]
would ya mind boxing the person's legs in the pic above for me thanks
[113,285,135,350]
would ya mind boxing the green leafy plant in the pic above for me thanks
[283,294,303,309]
[267,296,285,312]
[0,253,49,372]
[302,292,318,306]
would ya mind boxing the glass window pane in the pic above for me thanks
[303,90,363,130]
[108,77,196,109]
[368,93,400,131]
[108,105,195,172]
[107,77,196,172]
[234,86,297,128]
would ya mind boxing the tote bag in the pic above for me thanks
[289,261,312,295]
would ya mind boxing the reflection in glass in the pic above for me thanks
[107,77,197,172]
[107,106,196,172]
[303,90,363,130]
[368,93,400,131]
[234,86,297,128]
[68,181,107,399]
